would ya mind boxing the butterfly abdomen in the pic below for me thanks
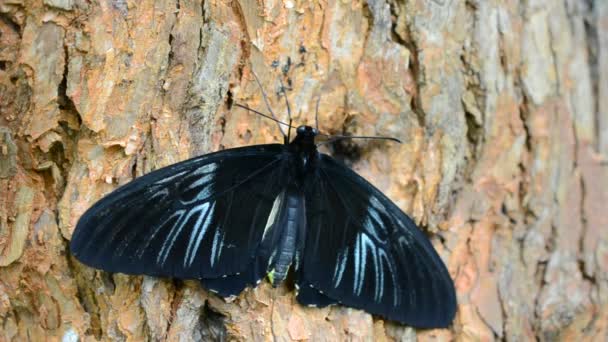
[266,187,306,286]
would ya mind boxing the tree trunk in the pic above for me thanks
[1,0,606,340]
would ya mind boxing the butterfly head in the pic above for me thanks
[290,125,319,157]
[296,125,318,138]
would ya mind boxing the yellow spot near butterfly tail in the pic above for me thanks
[267,269,275,285]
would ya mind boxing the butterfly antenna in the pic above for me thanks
[314,96,321,131]
[234,103,296,131]
[278,79,293,142]
[251,71,287,138]
[316,134,402,147]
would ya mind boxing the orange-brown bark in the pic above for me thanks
[0,0,606,340]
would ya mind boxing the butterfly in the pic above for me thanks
[70,84,457,328]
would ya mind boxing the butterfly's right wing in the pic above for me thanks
[299,154,456,328]
[70,144,290,295]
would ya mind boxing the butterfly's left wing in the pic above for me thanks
[298,154,456,328]
[70,144,290,296]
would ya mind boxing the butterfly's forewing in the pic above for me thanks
[299,154,456,328]
[71,144,289,287]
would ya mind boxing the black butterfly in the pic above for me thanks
[70,99,456,328]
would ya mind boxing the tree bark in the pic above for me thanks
[1,0,607,341]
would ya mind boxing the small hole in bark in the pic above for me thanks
[226,89,233,108]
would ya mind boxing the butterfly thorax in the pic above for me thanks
[288,125,319,182]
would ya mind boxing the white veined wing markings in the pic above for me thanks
[353,233,365,296]
[317,169,378,297]
[319,169,375,297]
[364,203,383,228]
[152,170,189,185]
[360,207,391,303]
[245,165,287,251]
[372,241,383,303]
[361,206,388,245]
[191,162,218,176]
[354,233,380,297]
[157,202,211,266]
[333,173,394,243]
[294,252,301,272]
[157,208,193,265]
[336,204,352,283]
[150,164,216,202]
[211,189,241,271]
[364,196,390,241]
[183,201,215,268]
[388,213,417,245]
[180,157,283,206]
[136,209,186,259]
[341,180,390,243]
[148,187,170,201]
[210,226,224,267]
[396,235,412,249]
[186,202,216,268]
[178,173,215,204]
[353,234,363,296]
[262,190,285,240]
[332,248,348,288]
[185,172,215,191]
[377,248,399,307]
[216,231,226,266]
[178,163,218,200]
[324,204,352,289]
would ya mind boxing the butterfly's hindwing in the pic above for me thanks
[295,279,338,308]
[200,248,271,297]
[299,154,457,328]
[70,144,290,285]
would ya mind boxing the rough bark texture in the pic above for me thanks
[0,0,606,341]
